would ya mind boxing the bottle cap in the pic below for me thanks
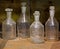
[33,11,40,16]
[5,8,13,12]
[50,6,55,10]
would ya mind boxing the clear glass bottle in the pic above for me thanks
[30,11,44,44]
[45,6,59,41]
[2,8,16,40]
[17,2,30,38]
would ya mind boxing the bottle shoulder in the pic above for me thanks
[17,17,29,23]
[30,21,44,28]
[45,17,59,26]
[3,18,16,25]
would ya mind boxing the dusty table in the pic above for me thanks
[0,38,60,49]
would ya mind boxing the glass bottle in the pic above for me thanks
[45,6,59,41]
[2,8,16,40]
[17,2,30,38]
[30,11,44,44]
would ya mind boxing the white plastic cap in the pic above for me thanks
[21,2,26,6]
[50,6,55,10]
[33,11,40,16]
[5,8,13,11]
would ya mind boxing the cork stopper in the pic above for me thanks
[33,11,40,16]
[5,8,13,12]
[50,6,55,10]
[21,2,27,14]
[21,2,26,7]
[49,6,55,17]
[33,11,40,21]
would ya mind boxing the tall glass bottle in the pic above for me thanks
[2,8,16,40]
[17,2,30,38]
[30,11,44,44]
[45,6,59,41]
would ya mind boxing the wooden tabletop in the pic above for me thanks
[0,38,60,49]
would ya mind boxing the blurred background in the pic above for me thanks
[0,0,60,37]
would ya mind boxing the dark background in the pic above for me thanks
[0,0,60,37]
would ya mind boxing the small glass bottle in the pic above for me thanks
[17,2,30,38]
[45,6,59,41]
[2,8,16,40]
[30,11,44,44]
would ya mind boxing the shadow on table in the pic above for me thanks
[51,41,60,49]
[0,39,8,49]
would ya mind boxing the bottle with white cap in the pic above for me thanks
[2,8,16,40]
[17,2,30,38]
[45,6,59,41]
[30,11,44,44]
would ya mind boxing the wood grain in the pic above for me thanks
[0,38,60,49]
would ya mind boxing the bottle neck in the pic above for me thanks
[34,15,39,21]
[50,12,54,25]
[50,16,54,22]
[7,12,12,19]
[22,13,26,22]
[49,9,55,25]
[50,9,55,17]
[21,6,27,22]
